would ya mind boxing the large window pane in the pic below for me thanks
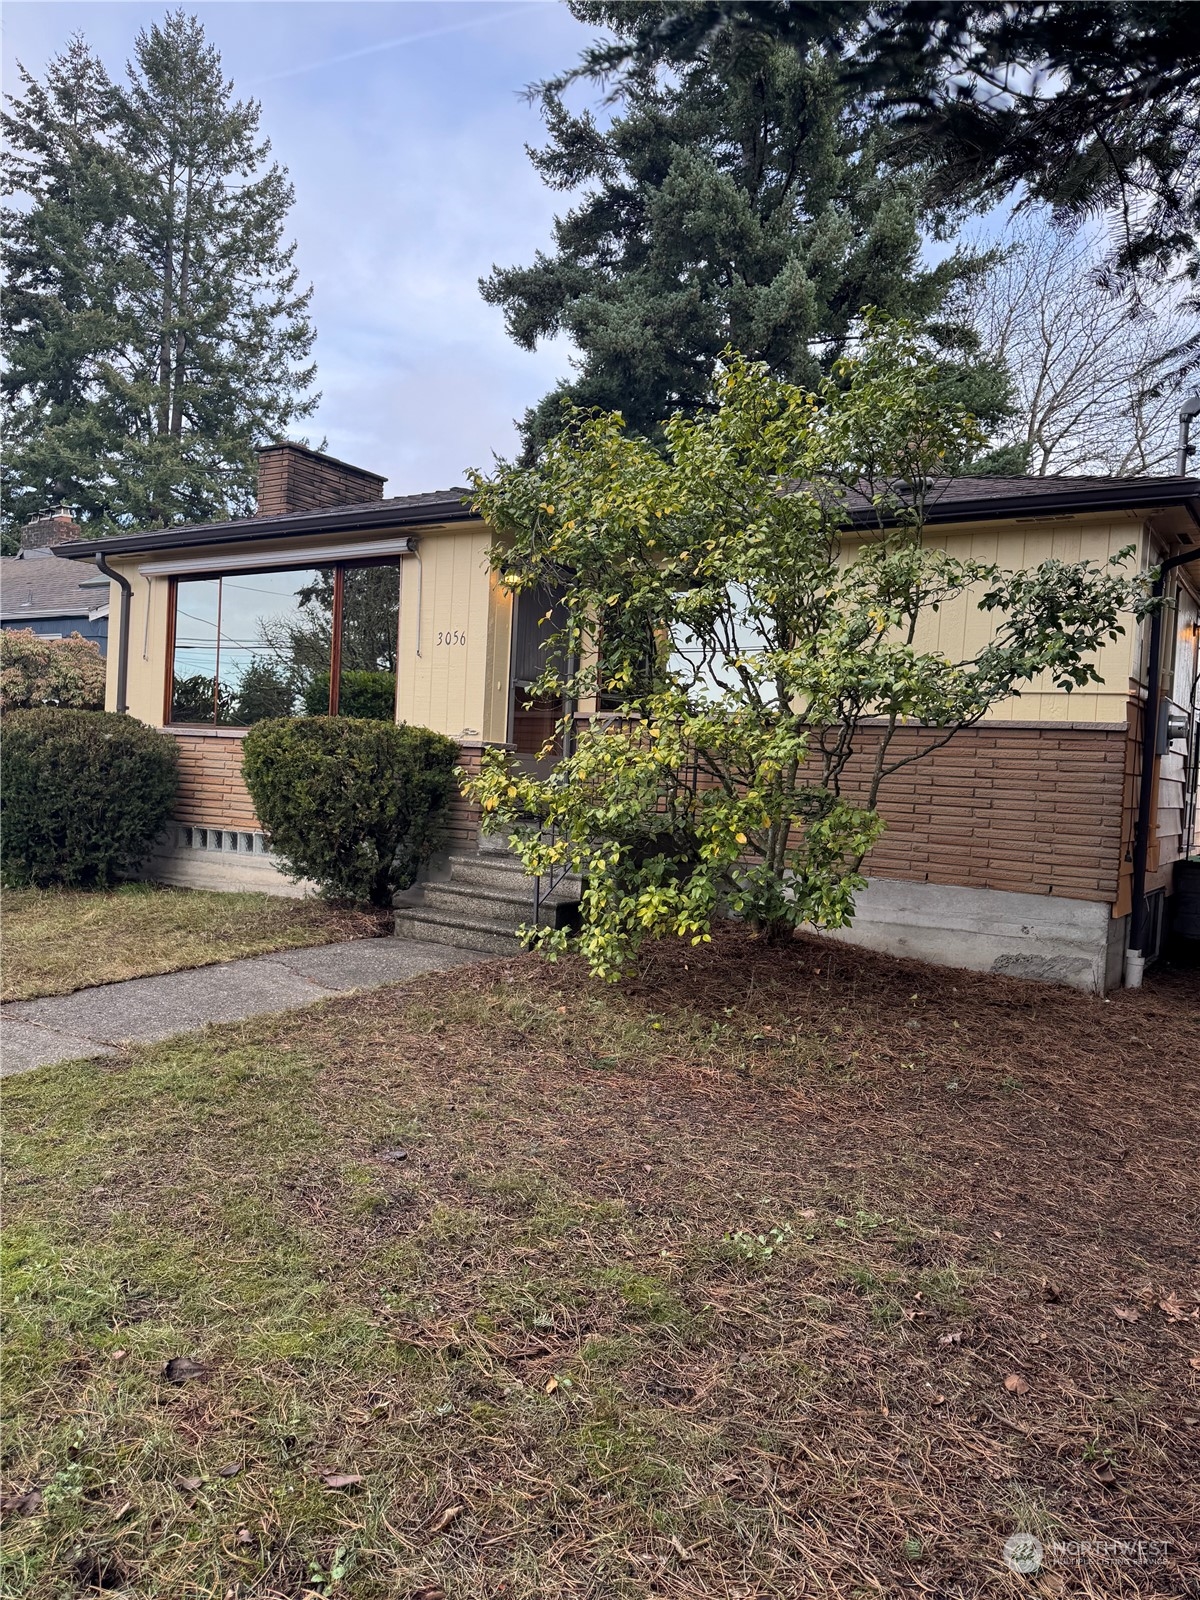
[168,562,400,727]
[219,568,332,723]
[170,578,222,723]
[336,564,401,718]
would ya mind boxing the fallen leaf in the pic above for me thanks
[411,1589,447,1600]
[937,1330,962,1347]
[381,1148,408,1163]
[0,1488,42,1517]
[1004,1374,1031,1396]
[1041,1280,1061,1303]
[1092,1460,1118,1484]
[216,1463,240,1478]
[319,1473,363,1490]
[1112,1305,1140,1323]
[163,1355,204,1385]
[235,1528,253,1546]
[176,1476,203,1493]
[1159,1293,1188,1322]
[931,1393,946,1406]
[1189,1356,1200,1370]
[427,1503,463,1535]
[798,1208,818,1220]
[669,1534,693,1561]
[544,1376,558,1394]
[110,1349,128,1363]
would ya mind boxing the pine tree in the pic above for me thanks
[0,38,127,546]
[1,11,317,541]
[483,6,1006,457]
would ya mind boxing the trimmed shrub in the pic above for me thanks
[2,710,178,888]
[242,717,458,905]
[0,629,106,711]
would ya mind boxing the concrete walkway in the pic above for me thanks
[1,937,489,1077]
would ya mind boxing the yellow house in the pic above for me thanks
[50,443,1200,992]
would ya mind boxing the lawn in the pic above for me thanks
[0,885,385,1002]
[1,931,1197,1598]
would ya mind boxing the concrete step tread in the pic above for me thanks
[394,906,523,956]
[433,879,579,909]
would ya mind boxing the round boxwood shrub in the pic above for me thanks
[1,709,179,888]
[242,717,459,906]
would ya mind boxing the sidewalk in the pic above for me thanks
[0,937,489,1076]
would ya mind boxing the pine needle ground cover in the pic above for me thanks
[2,933,1197,1598]
[1,886,383,1002]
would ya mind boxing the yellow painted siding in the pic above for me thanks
[395,524,498,738]
[846,514,1145,724]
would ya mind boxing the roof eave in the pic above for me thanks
[51,497,480,561]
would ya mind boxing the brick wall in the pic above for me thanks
[256,444,386,517]
[822,723,1128,904]
[170,733,260,830]
[451,743,485,851]
[170,730,487,854]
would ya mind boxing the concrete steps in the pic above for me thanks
[394,846,581,955]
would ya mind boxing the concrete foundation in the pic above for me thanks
[823,877,1120,993]
[143,824,313,897]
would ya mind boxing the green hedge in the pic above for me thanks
[242,717,458,906]
[1,710,178,888]
[302,669,396,721]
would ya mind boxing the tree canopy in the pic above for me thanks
[483,6,1006,458]
[551,2,1200,313]
[1,10,317,544]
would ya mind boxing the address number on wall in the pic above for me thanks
[436,629,467,646]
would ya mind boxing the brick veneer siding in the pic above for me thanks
[170,733,260,831]
[830,723,1128,904]
[170,730,487,853]
[451,743,485,851]
[256,444,386,516]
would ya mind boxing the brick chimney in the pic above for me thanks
[256,443,387,517]
[19,508,83,555]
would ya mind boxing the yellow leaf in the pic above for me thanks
[735,832,747,845]
[544,1376,558,1394]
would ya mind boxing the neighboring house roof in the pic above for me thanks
[50,489,477,561]
[47,474,1200,566]
[0,552,110,620]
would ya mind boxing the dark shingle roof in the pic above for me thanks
[0,553,109,618]
[48,473,1200,564]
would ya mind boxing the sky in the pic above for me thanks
[2,0,605,495]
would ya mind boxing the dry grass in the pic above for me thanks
[0,884,385,1001]
[1,929,1198,1598]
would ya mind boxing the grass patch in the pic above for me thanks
[2,929,1197,1596]
[1,883,383,1001]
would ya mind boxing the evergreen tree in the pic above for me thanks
[0,38,127,548]
[483,5,1005,457]
[1,11,317,542]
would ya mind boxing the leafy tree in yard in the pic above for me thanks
[1,11,317,544]
[465,321,1151,980]
[0,629,106,711]
[484,3,1005,457]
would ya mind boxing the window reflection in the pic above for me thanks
[169,563,401,727]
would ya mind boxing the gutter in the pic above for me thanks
[49,496,478,562]
[93,550,132,715]
[1124,544,1200,987]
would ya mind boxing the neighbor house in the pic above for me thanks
[2,511,109,651]
[51,443,1200,992]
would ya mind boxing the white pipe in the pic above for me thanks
[1123,949,1145,990]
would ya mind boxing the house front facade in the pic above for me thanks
[52,443,1200,992]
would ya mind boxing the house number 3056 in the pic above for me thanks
[436,629,467,646]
